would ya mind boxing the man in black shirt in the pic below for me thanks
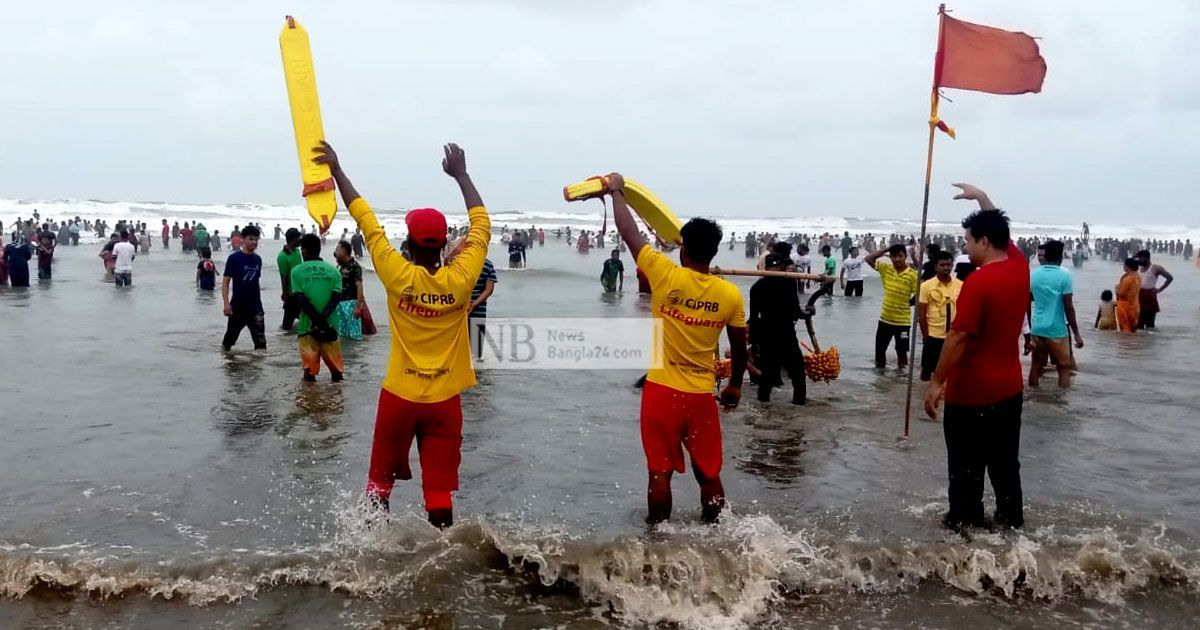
[749,253,809,405]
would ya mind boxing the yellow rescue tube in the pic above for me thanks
[280,16,336,234]
[563,177,683,245]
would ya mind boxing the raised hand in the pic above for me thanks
[606,172,626,194]
[951,183,995,210]
[442,143,468,178]
[311,140,340,171]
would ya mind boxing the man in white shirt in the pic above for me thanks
[112,229,137,287]
[840,246,865,296]
[792,243,813,293]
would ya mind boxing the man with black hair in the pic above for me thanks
[112,230,136,288]
[221,225,266,351]
[919,243,942,281]
[918,250,962,382]
[925,183,1029,531]
[605,172,748,526]
[808,245,838,301]
[600,248,624,292]
[1135,250,1173,330]
[1029,239,1083,388]
[278,228,304,331]
[865,243,919,369]
[290,233,345,382]
[314,140,489,530]
[750,253,808,405]
[840,246,865,296]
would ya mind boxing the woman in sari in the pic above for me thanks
[333,241,365,341]
[1115,257,1141,333]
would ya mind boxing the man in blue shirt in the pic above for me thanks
[221,225,267,351]
[1028,240,1084,388]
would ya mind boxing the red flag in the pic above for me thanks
[935,15,1046,95]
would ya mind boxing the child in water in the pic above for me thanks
[1094,289,1117,330]
[196,247,217,290]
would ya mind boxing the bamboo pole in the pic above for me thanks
[902,4,948,439]
[710,266,832,282]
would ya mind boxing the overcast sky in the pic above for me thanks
[1,0,1197,224]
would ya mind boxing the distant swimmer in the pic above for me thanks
[314,140,490,529]
[3,238,32,287]
[840,246,865,296]
[112,230,136,288]
[221,225,266,351]
[508,234,527,269]
[1135,250,1173,330]
[600,248,624,292]
[99,233,118,278]
[1094,290,1116,331]
[607,172,747,525]
[196,247,217,291]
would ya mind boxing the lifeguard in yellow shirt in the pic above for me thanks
[605,173,748,525]
[313,141,489,529]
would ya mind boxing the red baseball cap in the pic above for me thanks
[405,207,447,248]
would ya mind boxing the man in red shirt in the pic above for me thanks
[924,183,1029,531]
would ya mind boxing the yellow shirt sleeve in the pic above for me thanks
[348,197,408,287]
[727,284,747,328]
[447,206,491,286]
[636,244,674,289]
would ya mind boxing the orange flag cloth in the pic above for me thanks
[936,15,1046,95]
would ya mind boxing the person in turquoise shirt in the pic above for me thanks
[1028,239,1083,388]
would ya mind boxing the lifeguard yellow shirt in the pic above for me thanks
[349,197,490,403]
[638,245,746,394]
[918,276,963,339]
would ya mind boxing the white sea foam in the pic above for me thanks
[3,197,1196,245]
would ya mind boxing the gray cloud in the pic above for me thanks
[0,0,1196,225]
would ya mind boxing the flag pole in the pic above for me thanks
[902,4,947,439]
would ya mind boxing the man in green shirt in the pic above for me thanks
[865,243,919,369]
[278,228,303,331]
[291,233,345,382]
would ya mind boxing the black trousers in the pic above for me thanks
[753,329,806,403]
[223,308,267,350]
[810,280,835,301]
[874,321,910,367]
[281,296,301,330]
[920,337,945,381]
[943,393,1024,529]
[843,280,863,296]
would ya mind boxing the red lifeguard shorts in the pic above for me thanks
[365,389,463,511]
[640,380,723,479]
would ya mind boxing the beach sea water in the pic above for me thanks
[1,209,1198,628]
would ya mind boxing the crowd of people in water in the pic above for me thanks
[1,163,1193,535]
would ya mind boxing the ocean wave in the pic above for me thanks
[2,198,1197,243]
[2,514,1195,629]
